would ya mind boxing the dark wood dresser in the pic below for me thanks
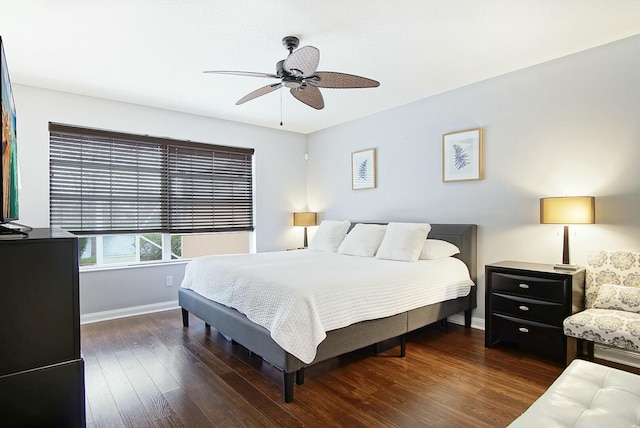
[485,260,585,361]
[0,228,85,427]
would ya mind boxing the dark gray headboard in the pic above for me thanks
[349,222,477,284]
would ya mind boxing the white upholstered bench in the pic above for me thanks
[508,359,640,427]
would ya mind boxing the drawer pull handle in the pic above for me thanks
[519,305,529,311]
[519,283,530,289]
[518,327,529,333]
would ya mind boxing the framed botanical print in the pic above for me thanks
[351,148,376,190]
[442,128,483,182]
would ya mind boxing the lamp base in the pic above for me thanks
[554,263,580,271]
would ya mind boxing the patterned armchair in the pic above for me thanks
[563,250,640,364]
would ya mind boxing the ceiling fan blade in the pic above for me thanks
[290,85,324,110]
[284,46,320,77]
[204,70,280,79]
[307,71,380,88]
[236,83,282,105]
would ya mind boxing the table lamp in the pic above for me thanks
[540,196,595,270]
[293,212,317,248]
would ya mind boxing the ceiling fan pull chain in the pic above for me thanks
[280,87,283,126]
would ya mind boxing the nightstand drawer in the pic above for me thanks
[491,314,564,350]
[491,272,565,302]
[492,293,565,325]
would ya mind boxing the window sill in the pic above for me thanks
[79,258,190,273]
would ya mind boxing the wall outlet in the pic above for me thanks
[165,276,173,287]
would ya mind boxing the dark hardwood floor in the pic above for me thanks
[81,309,566,427]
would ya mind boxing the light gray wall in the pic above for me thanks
[13,85,308,317]
[306,35,640,324]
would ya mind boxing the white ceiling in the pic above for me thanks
[1,1,639,134]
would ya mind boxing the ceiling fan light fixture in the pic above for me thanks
[283,76,302,88]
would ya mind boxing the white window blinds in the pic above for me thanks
[49,123,254,235]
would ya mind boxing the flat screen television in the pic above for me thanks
[1,36,20,229]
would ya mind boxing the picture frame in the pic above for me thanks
[351,148,376,190]
[442,128,483,182]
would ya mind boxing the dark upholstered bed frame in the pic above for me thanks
[179,223,477,402]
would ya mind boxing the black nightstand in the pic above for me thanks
[485,261,585,361]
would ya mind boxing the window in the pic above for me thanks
[49,124,254,267]
[78,234,183,267]
[77,232,251,268]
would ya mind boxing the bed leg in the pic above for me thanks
[283,372,295,403]
[464,309,472,328]
[400,335,406,358]
[296,368,305,385]
[374,343,382,355]
[204,323,210,331]
[181,308,189,327]
[439,318,448,331]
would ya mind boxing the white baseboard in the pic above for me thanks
[82,304,485,330]
[81,303,482,328]
[81,300,179,324]
[595,344,640,369]
[448,313,485,330]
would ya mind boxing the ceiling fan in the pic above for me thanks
[204,36,380,110]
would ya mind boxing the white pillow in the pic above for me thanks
[419,239,460,260]
[308,220,351,252]
[376,222,431,262]
[338,224,387,257]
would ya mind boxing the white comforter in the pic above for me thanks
[181,250,474,364]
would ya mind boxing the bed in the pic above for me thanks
[179,223,477,402]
